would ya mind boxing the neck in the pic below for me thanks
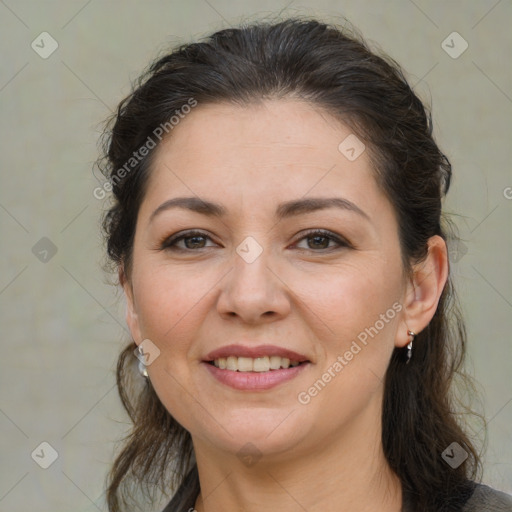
[192,400,402,512]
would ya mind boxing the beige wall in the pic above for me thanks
[1,1,510,510]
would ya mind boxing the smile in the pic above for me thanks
[203,344,311,390]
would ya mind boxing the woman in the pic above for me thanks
[97,17,512,512]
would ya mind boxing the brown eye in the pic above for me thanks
[294,229,350,251]
[161,231,216,251]
[160,229,350,253]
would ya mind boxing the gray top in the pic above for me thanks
[161,467,512,512]
[463,484,512,512]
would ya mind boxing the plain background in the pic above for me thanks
[0,1,511,511]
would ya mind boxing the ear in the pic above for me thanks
[396,235,449,348]
[119,265,142,345]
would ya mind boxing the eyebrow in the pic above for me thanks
[150,196,370,222]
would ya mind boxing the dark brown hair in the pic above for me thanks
[98,16,483,512]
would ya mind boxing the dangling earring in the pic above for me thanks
[137,345,149,378]
[406,330,416,364]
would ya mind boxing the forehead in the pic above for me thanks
[155,98,352,167]
[141,99,389,222]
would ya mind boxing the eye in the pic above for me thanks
[293,229,350,251]
[160,228,351,253]
[160,230,217,251]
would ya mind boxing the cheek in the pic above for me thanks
[299,270,401,410]
[301,262,400,337]
[299,265,403,408]
[132,262,217,352]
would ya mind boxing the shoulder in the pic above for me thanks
[463,483,512,512]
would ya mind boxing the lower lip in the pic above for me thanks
[203,362,309,390]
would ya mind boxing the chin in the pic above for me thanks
[192,408,312,460]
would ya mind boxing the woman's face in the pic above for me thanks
[124,99,411,460]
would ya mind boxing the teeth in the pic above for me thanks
[253,356,270,372]
[238,357,253,372]
[269,356,282,370]
[212,356,302,372]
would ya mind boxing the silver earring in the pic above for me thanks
[137,345,149,378]
[406,330,416,364]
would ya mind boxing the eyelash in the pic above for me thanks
[160,229,351,253]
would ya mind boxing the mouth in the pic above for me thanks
[202,344,311,390]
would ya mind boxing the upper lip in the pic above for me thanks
[204,344,310,362]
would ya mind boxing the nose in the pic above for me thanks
[216,242,291,324]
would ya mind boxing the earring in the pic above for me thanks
[406,330,416,364]
[137,345,149,378]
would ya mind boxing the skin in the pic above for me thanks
[122,99,448,512]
